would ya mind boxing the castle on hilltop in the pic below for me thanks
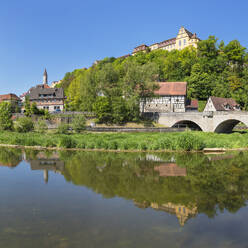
[132,26,200,55]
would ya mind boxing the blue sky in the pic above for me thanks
[0,0,247,95]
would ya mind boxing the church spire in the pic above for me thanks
[43,68,48,85]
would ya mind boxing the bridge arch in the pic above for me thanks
[214,119,248,133]
[171,120,203,131]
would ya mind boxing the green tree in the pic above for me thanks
[93,97,112,123]
[24,97,31,117]
[0,102,13,130]
[72,115,86,133]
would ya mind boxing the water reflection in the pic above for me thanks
[1,148,248,228]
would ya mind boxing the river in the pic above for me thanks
[0,147,248,247]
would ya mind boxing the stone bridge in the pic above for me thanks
[158,111,248,133]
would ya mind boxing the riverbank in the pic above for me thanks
[0,131,248,151]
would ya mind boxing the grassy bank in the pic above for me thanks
[0,131,248,151]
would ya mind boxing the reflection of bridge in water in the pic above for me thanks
[158,111,248,133]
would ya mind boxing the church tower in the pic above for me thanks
[43,69,48,85]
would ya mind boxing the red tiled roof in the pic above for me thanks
[186,99,198,109]
[154,82,187,96]
[210,96,239,111]
[0,93,20,102]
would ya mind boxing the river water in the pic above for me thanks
[0,147,248,247]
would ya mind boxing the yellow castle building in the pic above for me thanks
[132,26,200,55]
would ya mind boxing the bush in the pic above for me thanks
[57,123,70,134]
[44,139,57,147]
[95,139,104,149]
[86,142,95,149]
[176,133,205,151]
[76,140,86,149]
[108,141,118,150]
[35,119,48,133]
[72,115,86,133]
[139,142,148,150]
[15,117,34,133]
[159,138,172,150]
[58,136,76,148]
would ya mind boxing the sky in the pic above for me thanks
[0,0,247,95]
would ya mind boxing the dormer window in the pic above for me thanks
[223,103,231,110]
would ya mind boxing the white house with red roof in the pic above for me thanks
[141,82,188,113]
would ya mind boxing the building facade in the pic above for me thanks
[204,96,240,112]
[133,27,200,55]
[141,82,187,113]
[0,93,21,111]
[25,69,65,112]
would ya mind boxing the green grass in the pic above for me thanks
[0,131,248,151]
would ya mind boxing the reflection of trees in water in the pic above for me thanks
[0,148,22,167]
[61,151,248,221]
[1,148,248,225]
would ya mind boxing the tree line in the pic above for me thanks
[58,36,248,123]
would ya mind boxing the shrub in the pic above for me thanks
[139,142,148,150]
[76,141,86,149]
[176,133,205,151]
[72,115,86,133]
[151,142,160,150]
[57,123,70,134]
[86,142,95,149]
[44,139,57,147]
[122,142,129,150]
[35,119,48,133]
[159,138,172,150]
[15,117,34,133]
[95,139,104,149]
[58,136,76,148]
[108,141,118,150]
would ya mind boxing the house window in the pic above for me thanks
[184,39,186,45]
[179,40,181,46]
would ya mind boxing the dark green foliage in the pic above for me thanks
[93,97,112,123]
[58,136,76,148]
[57,123,70,134]
[0,102,13,131]
[15,117,34,133]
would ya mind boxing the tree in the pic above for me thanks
[24,97,31,117]
[31,102,40,115]
[71,115,86,133]
[111,97,128,124]
[93,97,112,123]
[0,102,13,130]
